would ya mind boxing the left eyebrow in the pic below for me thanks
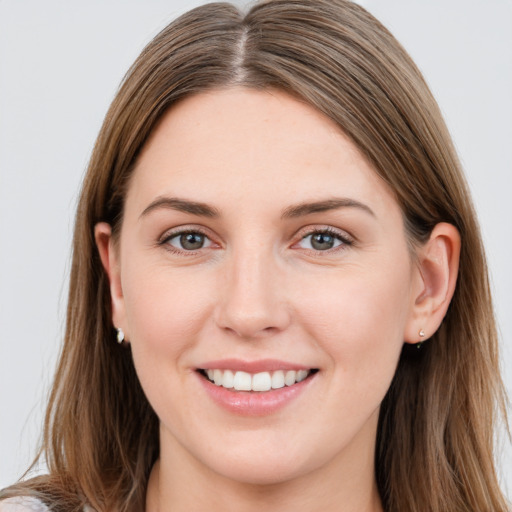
[281,198,375,219]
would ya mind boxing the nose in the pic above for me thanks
[214,248,291,339]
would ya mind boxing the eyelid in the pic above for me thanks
[292,225,355,252]
[159,225,206,243]
[158,225,219,254]
[156,224,354,256]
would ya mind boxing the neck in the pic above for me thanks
[146,423,383,512]
[147,463,383,512]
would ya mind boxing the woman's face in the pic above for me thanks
[105,88,424,485]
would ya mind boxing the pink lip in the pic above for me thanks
[195,367,317,417]
[198,358,312,373]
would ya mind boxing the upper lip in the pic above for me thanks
[198,358,315,373]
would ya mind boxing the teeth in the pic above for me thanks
[284,370,296,386]
[296,369,308,382]
[213,369,223,386]
[271,370,285,389]
[233,371,252,391]
[252,372,272,392]
[222,369,234,388]
[203,368,312,391]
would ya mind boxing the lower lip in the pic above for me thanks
[196,372,316,416]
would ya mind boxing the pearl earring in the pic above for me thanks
[116,328,125,344]
[417,328,426,349]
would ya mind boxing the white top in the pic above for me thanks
[0,497,49,512]
[0,497,96,512]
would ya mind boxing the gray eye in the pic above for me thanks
[311,233,335,250]
[168,232,212,251]
[298,232,343,251]
[181,233,205,250]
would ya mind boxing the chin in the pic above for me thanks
[211,457,309,486]
[192,437,325,487]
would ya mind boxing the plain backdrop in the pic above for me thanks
[1,0,511,495]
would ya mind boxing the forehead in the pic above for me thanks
[127,87,399,221]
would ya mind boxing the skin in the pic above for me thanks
[96,88,460,512]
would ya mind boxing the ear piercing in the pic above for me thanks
[116,327,125,344]
[417,328,426,349]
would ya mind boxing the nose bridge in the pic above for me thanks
[215,240,290,338]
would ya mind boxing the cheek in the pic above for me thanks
[122,263,214,364]
[121,264,218,428]
[294,261,412,383]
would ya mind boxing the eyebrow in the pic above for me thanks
[140,197,220,219]
[281,198,375,219]
[139,196,375,220]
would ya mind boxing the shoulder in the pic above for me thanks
[0,497,50,512]
[0,497,95,512]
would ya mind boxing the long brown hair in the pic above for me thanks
[1,1,509,511]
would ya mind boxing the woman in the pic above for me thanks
[1,0,509,511]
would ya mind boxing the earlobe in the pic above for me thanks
[404,222,461,344]
[94,222,126,337]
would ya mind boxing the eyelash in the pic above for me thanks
[295,227,354,255]
[159,227,214,255]
[158,226,354,256]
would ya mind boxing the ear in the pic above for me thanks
[94,222,127,339]
[404,222,461,344]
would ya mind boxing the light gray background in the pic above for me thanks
[1,0,511,495]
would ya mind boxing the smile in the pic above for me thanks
[200,368,315,392]
[195,359,319,415]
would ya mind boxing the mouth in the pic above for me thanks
[197,368,319,392]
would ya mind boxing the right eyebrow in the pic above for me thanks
[139,196,221,220]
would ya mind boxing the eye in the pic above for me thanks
[296,229,351,252]
[163,230,214,252]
